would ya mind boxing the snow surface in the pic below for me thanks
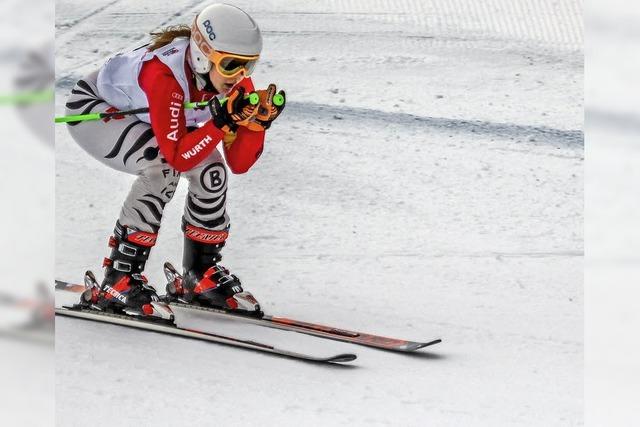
[55,1,583,425]
[585,1,640,425]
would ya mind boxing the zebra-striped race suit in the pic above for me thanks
[65,70,230,235]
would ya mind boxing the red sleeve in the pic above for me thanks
[139,58,224,172]
[222,77,266,174]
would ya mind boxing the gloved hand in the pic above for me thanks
[208,87,258,133]
[245,84,286,131]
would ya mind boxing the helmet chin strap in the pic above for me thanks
[194,72,211,91]
[187,52,214,92]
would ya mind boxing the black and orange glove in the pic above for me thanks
[208,87,258,133]
[245,84,286,131]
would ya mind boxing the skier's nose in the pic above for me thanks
[227,74,243,85]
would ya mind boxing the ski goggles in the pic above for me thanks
[209,50,259,78]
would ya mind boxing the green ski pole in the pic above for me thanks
[0,90,54,106]
[55,92,260,124]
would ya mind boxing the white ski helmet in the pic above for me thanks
[189,3,263,75]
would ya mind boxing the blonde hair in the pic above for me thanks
[148,25,191,51]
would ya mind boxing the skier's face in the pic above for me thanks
[209,68,243,95]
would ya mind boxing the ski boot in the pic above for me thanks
[165,222,261,316]
[80,222,172,321]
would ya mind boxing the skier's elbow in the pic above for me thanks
[227,162,251,174]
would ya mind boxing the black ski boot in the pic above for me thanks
[165,221,261,315]
[80,222,172,320]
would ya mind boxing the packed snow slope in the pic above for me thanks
[585,1,640,425]
[55,1,583,426]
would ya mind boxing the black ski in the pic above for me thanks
[57,262,442,354]
[56,304,357,364]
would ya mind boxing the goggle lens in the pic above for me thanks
[215,55,258,77]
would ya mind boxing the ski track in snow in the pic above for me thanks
[287,101,583,147]
[55,0,583,426]
[55,0,125,33]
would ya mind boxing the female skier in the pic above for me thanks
[64,3,285,318]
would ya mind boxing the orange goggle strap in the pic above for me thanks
[191,21,259,77]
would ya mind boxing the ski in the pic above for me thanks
[55,305,357,364]
[57,265,442,352]
[161,262,441,352]
[169,302,441,352]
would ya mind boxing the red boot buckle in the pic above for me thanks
[225,297,238,310]
[174,277,184,295]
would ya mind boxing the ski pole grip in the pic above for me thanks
[185,92,260,109]
[230,92,260,106]
[247,92,260,106]
[273,93,285,107]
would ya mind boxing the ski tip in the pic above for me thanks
[163,262,179,280]
[403,339,442,352]
[54,280,85,293]
[327,353,358,363]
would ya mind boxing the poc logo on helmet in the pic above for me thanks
[203,20,216,41]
